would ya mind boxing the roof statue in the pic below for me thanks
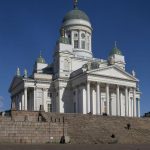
[24,69,28,78]
[132,70,136,77]
[16,67,20,77]
[115,41,117,48]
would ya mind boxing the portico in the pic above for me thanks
[71,65,140,117]
[73,81,140,117]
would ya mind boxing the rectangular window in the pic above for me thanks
[81,41,85,49]
[74,40,79,48]
[47,104,52,112]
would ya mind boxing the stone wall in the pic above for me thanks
[0,111,66,144]
[0,111,150,144]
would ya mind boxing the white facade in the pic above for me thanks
[9,2,141,117]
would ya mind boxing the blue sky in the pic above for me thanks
[0,0,150,115]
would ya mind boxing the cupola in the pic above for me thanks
[58,0,93,58]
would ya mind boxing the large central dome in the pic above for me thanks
[62,9,90,23]
[60,1,93,58]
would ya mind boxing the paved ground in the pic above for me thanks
[0,144,150,150]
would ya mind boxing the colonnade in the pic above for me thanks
[74,81,140,117]
[11,87,52,112]
[11,88,27,111]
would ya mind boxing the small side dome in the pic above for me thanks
[62,9,90,23]
[109,42,123,56]
[36,54,46,64]
[109,47,122,56]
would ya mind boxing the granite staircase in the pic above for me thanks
[0,111,150,144]
[41,112,150,144]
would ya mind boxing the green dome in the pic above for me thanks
[109,47,123,56]
[62,9,90,23]
[36,55,46,64]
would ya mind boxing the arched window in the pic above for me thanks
[74,40,79,48]
[81,33,85,49]
[74,32,79,48]
[87,36,90,50]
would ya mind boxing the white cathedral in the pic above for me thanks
[9,0,141,117]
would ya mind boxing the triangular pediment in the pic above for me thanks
[9,76,23,92]
[88,66,138,81]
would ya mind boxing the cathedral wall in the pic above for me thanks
[71,57,89,72]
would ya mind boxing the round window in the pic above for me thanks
[81,33,85,39]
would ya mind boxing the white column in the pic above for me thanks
[43,89,47,112]
[138,99,140,117]
[133,88,137,117]
[86,81,90,113]
[22,93,25,110]
[128,89,132,117]
[82,86,87,114]
[100,87,102,115]
[106,84,110,115]
[92,87,96,114]
[19,94,22,110]
[116,85,120,116]
[24,88,27,110]
[96,83,100,115]
[125,87,128,116]
[59,87,65,113]
[34,88,36,111]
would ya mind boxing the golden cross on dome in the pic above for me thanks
[74,0,78,9]
[115,41,117,48]
[40,48,45,57]
[40,50,42,57]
